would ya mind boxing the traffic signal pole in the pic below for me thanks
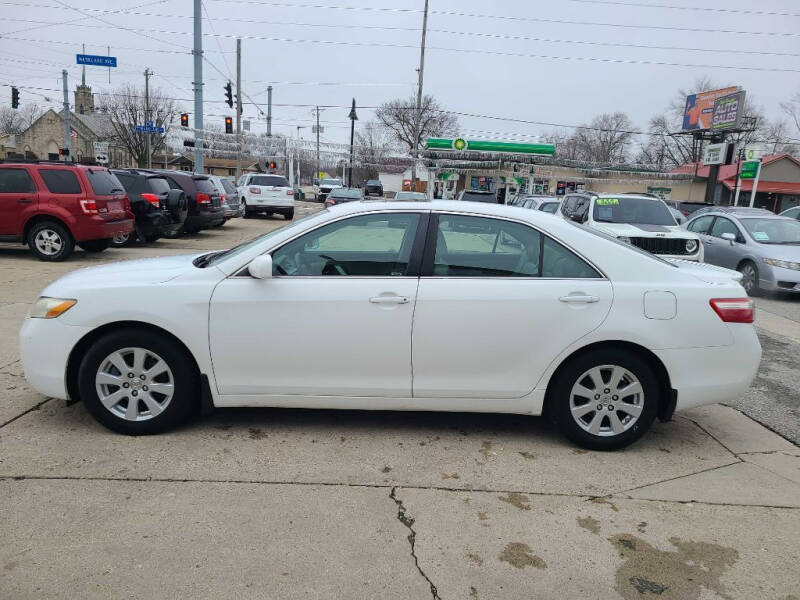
[193,0,204,173]
[62,70,71,161]
[235,38,242,180]
[144,68,152,169]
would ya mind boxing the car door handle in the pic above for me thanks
[369,295,409,305]
[559,294,599,304]
[17,198,33,204]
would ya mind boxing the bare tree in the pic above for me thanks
[354,121,395,180]
[781,91,800,138]
[0,103,44,136]
[375,94,458,181]
[566,112,635,163]
[96,84,181,167]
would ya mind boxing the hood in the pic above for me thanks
[667,258,744,285]
[593,222,697,239]
[751,243,800,261]
[44,253,203,294]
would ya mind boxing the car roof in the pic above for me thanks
[691,207,777,218]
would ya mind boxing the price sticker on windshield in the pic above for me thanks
[596,198,619,205]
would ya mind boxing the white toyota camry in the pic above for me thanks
[20,201,762,450]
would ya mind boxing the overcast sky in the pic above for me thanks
[2,0,798,148]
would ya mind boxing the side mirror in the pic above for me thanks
[248,254,273,279]
[721,232,736,244]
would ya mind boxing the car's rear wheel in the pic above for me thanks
[550,349,658,450]
[110,232,133,247]
[738,260,761,296]
[27,220,74,261]
[284,209,294,220]
[242,199,250,218]
[78,329,198,435]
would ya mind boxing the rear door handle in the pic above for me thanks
[370,295,409,305]
[559,294,599,304]
[17,198,33,204]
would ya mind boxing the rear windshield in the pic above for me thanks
[194,178,217,194]
[367,180,381,185]
[39,169,82,194]
[147,177,171,194]
[251,175,289,187]
[320,178,342,186]
[86,169,125,195]
[331,189,363,199]
[461,192,495,203]
[221,179,237,194]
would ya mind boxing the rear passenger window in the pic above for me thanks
[0,168,35,193]
[86,170,124,195]
[431,215,600,278]
[194,178,217,193]
[148,177,171,194]
[687,215,714,234]
[39,169,81,194]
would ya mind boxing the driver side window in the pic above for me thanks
[271,213,421,277]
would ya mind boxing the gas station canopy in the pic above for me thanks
[425,138,556,155]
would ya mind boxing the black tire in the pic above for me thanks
[142,233,161,243]
[78,239,111,253]
[26,220,75,261]
[110,232,133,247]
[77,329,198,435]
[214,220,227,228]
[242,199,250,218]
[738,260,761,296]
[161,227,183,239]
[549,349,659,451]
[284,209,294,220]
[183,226,201,234]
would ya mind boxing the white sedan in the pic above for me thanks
[19,201,761,450]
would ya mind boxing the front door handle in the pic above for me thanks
[369,295,409,305]
[559,294,599,304]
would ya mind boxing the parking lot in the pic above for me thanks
[1,201,799,599]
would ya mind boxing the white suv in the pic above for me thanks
[312,177,343,203]
[237,173,294,220]
[561,192,703,262]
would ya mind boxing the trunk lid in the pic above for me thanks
[667,258,744,285]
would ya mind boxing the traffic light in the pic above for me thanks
[11,86,19,109]
[268,161,277,170]
[224,82,233,108]
[58,148,70,156]
[180,113,189,128]
[225,116,233,134]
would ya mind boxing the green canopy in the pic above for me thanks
[426,138,556,156]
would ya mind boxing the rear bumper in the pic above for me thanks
[19,316,91,400]
[246,205,293,214]
[185,210,225,229]
[656,323,762,412]
[74,216,135,242]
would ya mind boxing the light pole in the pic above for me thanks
[348,98,358,188]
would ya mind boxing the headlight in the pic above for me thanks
[763,258,800,271]
[685,239,699,253]
[29,297,77,319]
[618,236,631,244]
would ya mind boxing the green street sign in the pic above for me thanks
[740,160,760,180]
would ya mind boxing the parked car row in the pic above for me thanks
[0,160,250,261]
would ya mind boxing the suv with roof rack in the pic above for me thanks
[560,191,703,261]
[0,160,134,261]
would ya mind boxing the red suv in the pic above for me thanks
[0,161,134,261]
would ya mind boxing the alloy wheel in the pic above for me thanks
[740,264,756,294]
[112,232,130,245]
[95,347,175,422]
[569,364,644,437]
[34,229,63,256]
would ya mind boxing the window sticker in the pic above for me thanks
[596,198,619,205]
[751,231,770,241]
[597,207,614,220]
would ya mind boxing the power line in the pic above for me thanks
[561,0,800,18]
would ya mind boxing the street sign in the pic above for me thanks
[703,142,728,166]
[740,160,760,180]
[93,141,109,164]
[135,124,165,134]
[76,54,117,68]
[312,125,324,133]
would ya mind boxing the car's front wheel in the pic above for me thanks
[550,349,658,450]
[738,260,761,296]
[78,329,198,435]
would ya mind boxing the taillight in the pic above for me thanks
[286,189,294,196]
[709,298,754,323]
[78,199,98,214]
[249,187,261,194]
[141,193,160,207]
[197,193,211,204]
[328,198,335,205]
[220,193,227,202]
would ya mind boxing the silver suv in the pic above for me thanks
[686,207,800,295]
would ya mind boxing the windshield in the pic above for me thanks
[593,197,676,226]
[395,192,427,201]
[320,179,342,186]
[740,218,800,245]
[199,212,321,268]
[540,202,560,214]
[221,179,237,194]
[331,188,363,199]
[251,175,289,187]
[366,180,381,185]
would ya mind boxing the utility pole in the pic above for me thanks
[235,37,242,180]
[193,0,204,173]
[411,0,429,189]
[62,70,70,161]
[144,68,152,168]
[266,85,273,137]
[315,105,320,181]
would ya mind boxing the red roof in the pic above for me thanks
[671,154,800,182]
[721,180,800,194]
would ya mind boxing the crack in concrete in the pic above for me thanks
[389,486,441,600]
[676,415,740,458]
[0,397,51,429]
[609,460,742,496]
[2,475,797,510]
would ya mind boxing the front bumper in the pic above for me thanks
[19,316,92,400]
[759,263,800,292]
